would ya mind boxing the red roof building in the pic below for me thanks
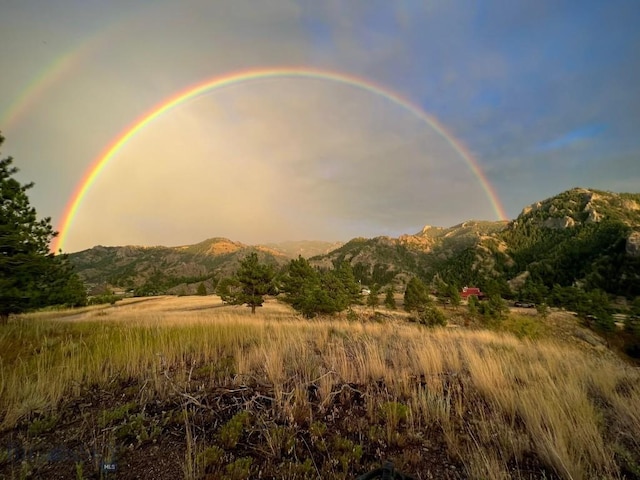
[460,286,484,299]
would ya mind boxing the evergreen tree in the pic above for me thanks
[584,289,614,332]
[196,282,207,296]
[418,305,447,327]
[233,252,275,313]
[367,284,380,311]
[467,295,479,318]
[281,256,319,309]
[0,133,86,322]
[403,277,431,312]
[448,284,461,309]
[281,257,361,318]
[478,292,508,322]
[216,277,241,304]
[384,287,396,310]
[40,254,87,307]
[332,261,362,306]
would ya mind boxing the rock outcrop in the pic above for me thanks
[627,231,640,257]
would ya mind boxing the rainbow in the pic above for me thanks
[53,67,507,252]
[2,52,79,131]
[1,13,147,131]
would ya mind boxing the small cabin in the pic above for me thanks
[461,286,484,299]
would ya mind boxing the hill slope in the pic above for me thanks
[70,188,640,298]
[70,238,289,295]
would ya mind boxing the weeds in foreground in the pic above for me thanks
[0,301,638,479]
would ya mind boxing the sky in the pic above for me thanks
[1,0,639,253]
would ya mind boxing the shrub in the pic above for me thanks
[218,411,250,449]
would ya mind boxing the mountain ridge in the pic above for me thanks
[69,188,640,297]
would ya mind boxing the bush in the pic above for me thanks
[218,411,250,449]
[417,306,447,327]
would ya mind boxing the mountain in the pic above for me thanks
[69,188,640,299]
[500,188,640,297]
[416,188,640,297]
[264,240,345,259]
[69,238,290,295]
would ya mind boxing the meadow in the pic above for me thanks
[0,296,639,479]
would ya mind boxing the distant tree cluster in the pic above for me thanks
[0,133,86,322]
[215,254,363,318]
[279,256,361,318]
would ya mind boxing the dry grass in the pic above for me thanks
[1,297,639,479]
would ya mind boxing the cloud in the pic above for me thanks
[67,79,496,250]
[2,0,639,250]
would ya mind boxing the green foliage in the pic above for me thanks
[138,274,215,296]
[403,277,431,312]
[216,277,241,303]
[236,253,276,313]
[196,282,207,296]
[478,293,509,322]
[88,294,122,306]
[535,302,549,319]
[417,305,447,327]
[448,283,461,308]
[500,315,547,339]
[467,295,478,318]
[309,421,327,438]
[281,257,361,318]
[224,456,253,480]
[75,461,83,480]
[196,445,224,473]
[505,215,638,298]
[517,278,549,304]
[114,411,162,445]
[219,253,276,313]
[0,133,86,321]
[383,287,396,310]
[218,411,250,449]
[330,436,363,473]
[99,402,138,428]
[27,414,58,436]
[379,401,409,424]
[366,284,380,310]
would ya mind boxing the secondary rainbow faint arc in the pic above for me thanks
[54,67,507,252]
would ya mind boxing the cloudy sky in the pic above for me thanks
[1,1,639,252]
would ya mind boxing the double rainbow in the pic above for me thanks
[53,67,506,252]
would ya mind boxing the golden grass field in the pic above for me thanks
[1,296,639,479]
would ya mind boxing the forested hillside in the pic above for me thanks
[70,188,639,303]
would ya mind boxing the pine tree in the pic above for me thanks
[216,277,241,304]
[234,252,275,314]
[448,284,461,309]
[403,277,431,312]
[196,282,207,296]
[467,295,478,318]
[384,287,396,310]
[0,133,86,322]
[281,257,361,318]
[367,284,380,311]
